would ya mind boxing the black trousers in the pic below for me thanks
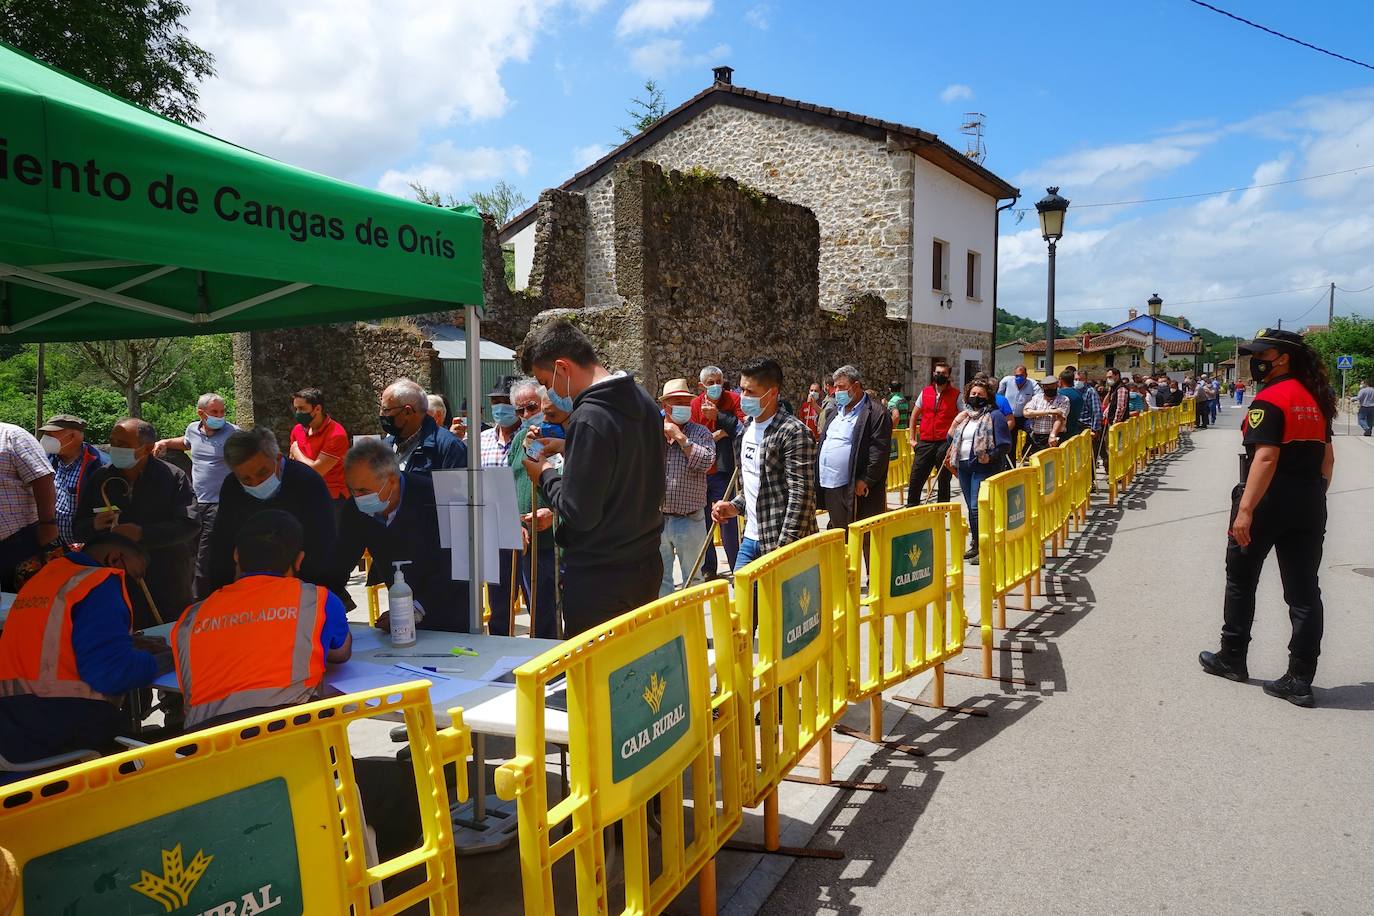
[1221,478,1327,679]
[1025,432,1053,458]
[562,553,663,636]
[907,440,951,505]
[191,501,218,600]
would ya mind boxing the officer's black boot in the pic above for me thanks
[1263,671,1315,708]
[1198,649,1248,682]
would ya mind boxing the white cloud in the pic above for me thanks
[572,143,614,168]
[997,90,1374,334]
[629,39,730,76]
[376,143,531,200]
[940,83,973,104]
[617,0,713,36]
[185,1,570,181]
[744,4,769,29]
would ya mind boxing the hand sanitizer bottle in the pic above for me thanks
[389,560,416,647]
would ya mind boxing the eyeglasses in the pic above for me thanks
[514,403,541,415]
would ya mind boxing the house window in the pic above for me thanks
[931,239,949,292]
[1105,353,1116,368]
[966,250,982,300]
[1129,352,1141,368]
[1036,356,1046,371]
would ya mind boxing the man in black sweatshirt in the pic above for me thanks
[521,320,665,635]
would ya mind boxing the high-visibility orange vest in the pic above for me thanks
[0,555,131,702]
[172,576,328,728]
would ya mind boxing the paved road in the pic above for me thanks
[764,401,1374,915]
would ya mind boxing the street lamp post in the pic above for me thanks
[1035,187,1069,376]
[1147,292,1163,376]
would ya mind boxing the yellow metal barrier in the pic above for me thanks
[1030,444,1070,556]
[729,529,849,846]
[1015,428,1028,465]
[493,582,738,916]
[0,682,470,915]
[1064,431,1093,529]
[887,430,913,499]
[1106,418,1135,505]
[975,466,1042,678]
[844,504,967,738]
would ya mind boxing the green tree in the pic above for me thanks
[618,79,666,140]
[1304,315,1374,395]
[0,0,214,125]
[410,180,527,289]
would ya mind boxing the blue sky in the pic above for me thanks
[186,0,1374,334]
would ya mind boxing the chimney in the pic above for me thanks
[713,65,734,86]
[1082,332,1092,350]
[1128,308,1138,320]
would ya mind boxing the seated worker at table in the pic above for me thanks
[173,510,350,731]
[334,439,472,633]
[0,533,172,771]
[207,426,337,596]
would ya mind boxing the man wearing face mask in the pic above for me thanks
[40,414,108,546]
[288,387,351,526]
[336,440,471,632]
[657,378,716,595]
[1200,329,1335,707]
[817,365,891,528]
[799,382,823,439]
[711,357,817,568]
[0,533,171,773]
[153,393,239,600]
[998,365,1038,434]
[520,320,664,635]
[74,419,197,628]
[206,427,336,597]
[1023,375,1070,456]
[379,378,467,477]
[692,366,745,579]
[480,377,522,468]
[907,361,959,505]
[492,379,559,637]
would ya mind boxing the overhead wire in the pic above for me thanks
[1335,282,1374,294]
[1185,0,1374,72]
[1281,289,1331,325]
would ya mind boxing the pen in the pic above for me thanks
[422,666,467,674]
[394,662,450,680]
[374,653,455,658]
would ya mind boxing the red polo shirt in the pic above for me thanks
[290,417,349,498]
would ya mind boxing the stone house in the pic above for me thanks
[1019,324,1203,380]
[500,67,1019,391]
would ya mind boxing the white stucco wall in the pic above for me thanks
[510,221,536,291]
[910,155,997,334]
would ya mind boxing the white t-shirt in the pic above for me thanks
[741,415,773,541]
[956,416,980,461]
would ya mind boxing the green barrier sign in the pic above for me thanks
[25,777,302,915]
[610,635,691,782]
[1007,484,1027,531]
[781,564,823,659]
[890,528,935,597]
[1043,459,1057,494]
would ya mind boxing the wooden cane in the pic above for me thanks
[100,476,163,625]
[527,487,539,638]
[506,543,519,637]
[682,467,739,590]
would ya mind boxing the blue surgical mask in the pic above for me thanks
[354,491,388,515]
[244,467,282,501]
[549,364,575,414]
[1074,380,1086,390]
[108,446,140,469]
[204,415,226,431]
[544,423,565,439]
[523,411,545,430]
[741,390,771,418]
[834,390,851,408]
[670,405,692,423]
[705,384,723,400]
[492,404,518,427]
[1014,376,1027,387]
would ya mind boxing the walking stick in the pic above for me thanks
[527,487,539,638]
[101,476,162,624]
[682,467,739,590]
[506,543,519,637]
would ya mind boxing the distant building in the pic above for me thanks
[1019,311,1203,378]
[993,338,1027,378]
[500,67,1019,391]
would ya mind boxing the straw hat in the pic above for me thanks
[659,377,693,400]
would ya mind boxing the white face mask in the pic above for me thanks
[40,435,62,455]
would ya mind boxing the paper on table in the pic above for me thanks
[350,627,384,653]
[326,660,418,696]
[478,654,540,683]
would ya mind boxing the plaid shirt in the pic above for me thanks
[662,420,715,515]
[730,411,818,554]
[480,425,518,467]
[1078,384,1103,432]
[1025,391,1070,435]
[0,422,53,541]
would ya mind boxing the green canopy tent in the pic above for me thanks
[0,41,493,628]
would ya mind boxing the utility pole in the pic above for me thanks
[1328,281,1335,325]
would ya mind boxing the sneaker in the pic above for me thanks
[963,545,978,560]
[1263,673,1315,707]
[968,552,979,566]
[1198,650,1248,682]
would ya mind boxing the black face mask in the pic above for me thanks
[1249,357,1274,380]
[967,395,988,410]
[933,373,949,386]
[379,412,401,437]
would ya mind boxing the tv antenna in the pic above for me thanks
[961,112,986,164]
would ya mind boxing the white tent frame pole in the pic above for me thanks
[465,304,484,633]
[5,265,179,333]
[0,262,193,324]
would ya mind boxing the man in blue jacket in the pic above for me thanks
[0,533,171,772]
[379,378,467,476]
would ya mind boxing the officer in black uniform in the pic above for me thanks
[1199,329,1335,707]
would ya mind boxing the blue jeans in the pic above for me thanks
[734,536,763,572]
[956,458,997,546]
[660,510,709,596]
